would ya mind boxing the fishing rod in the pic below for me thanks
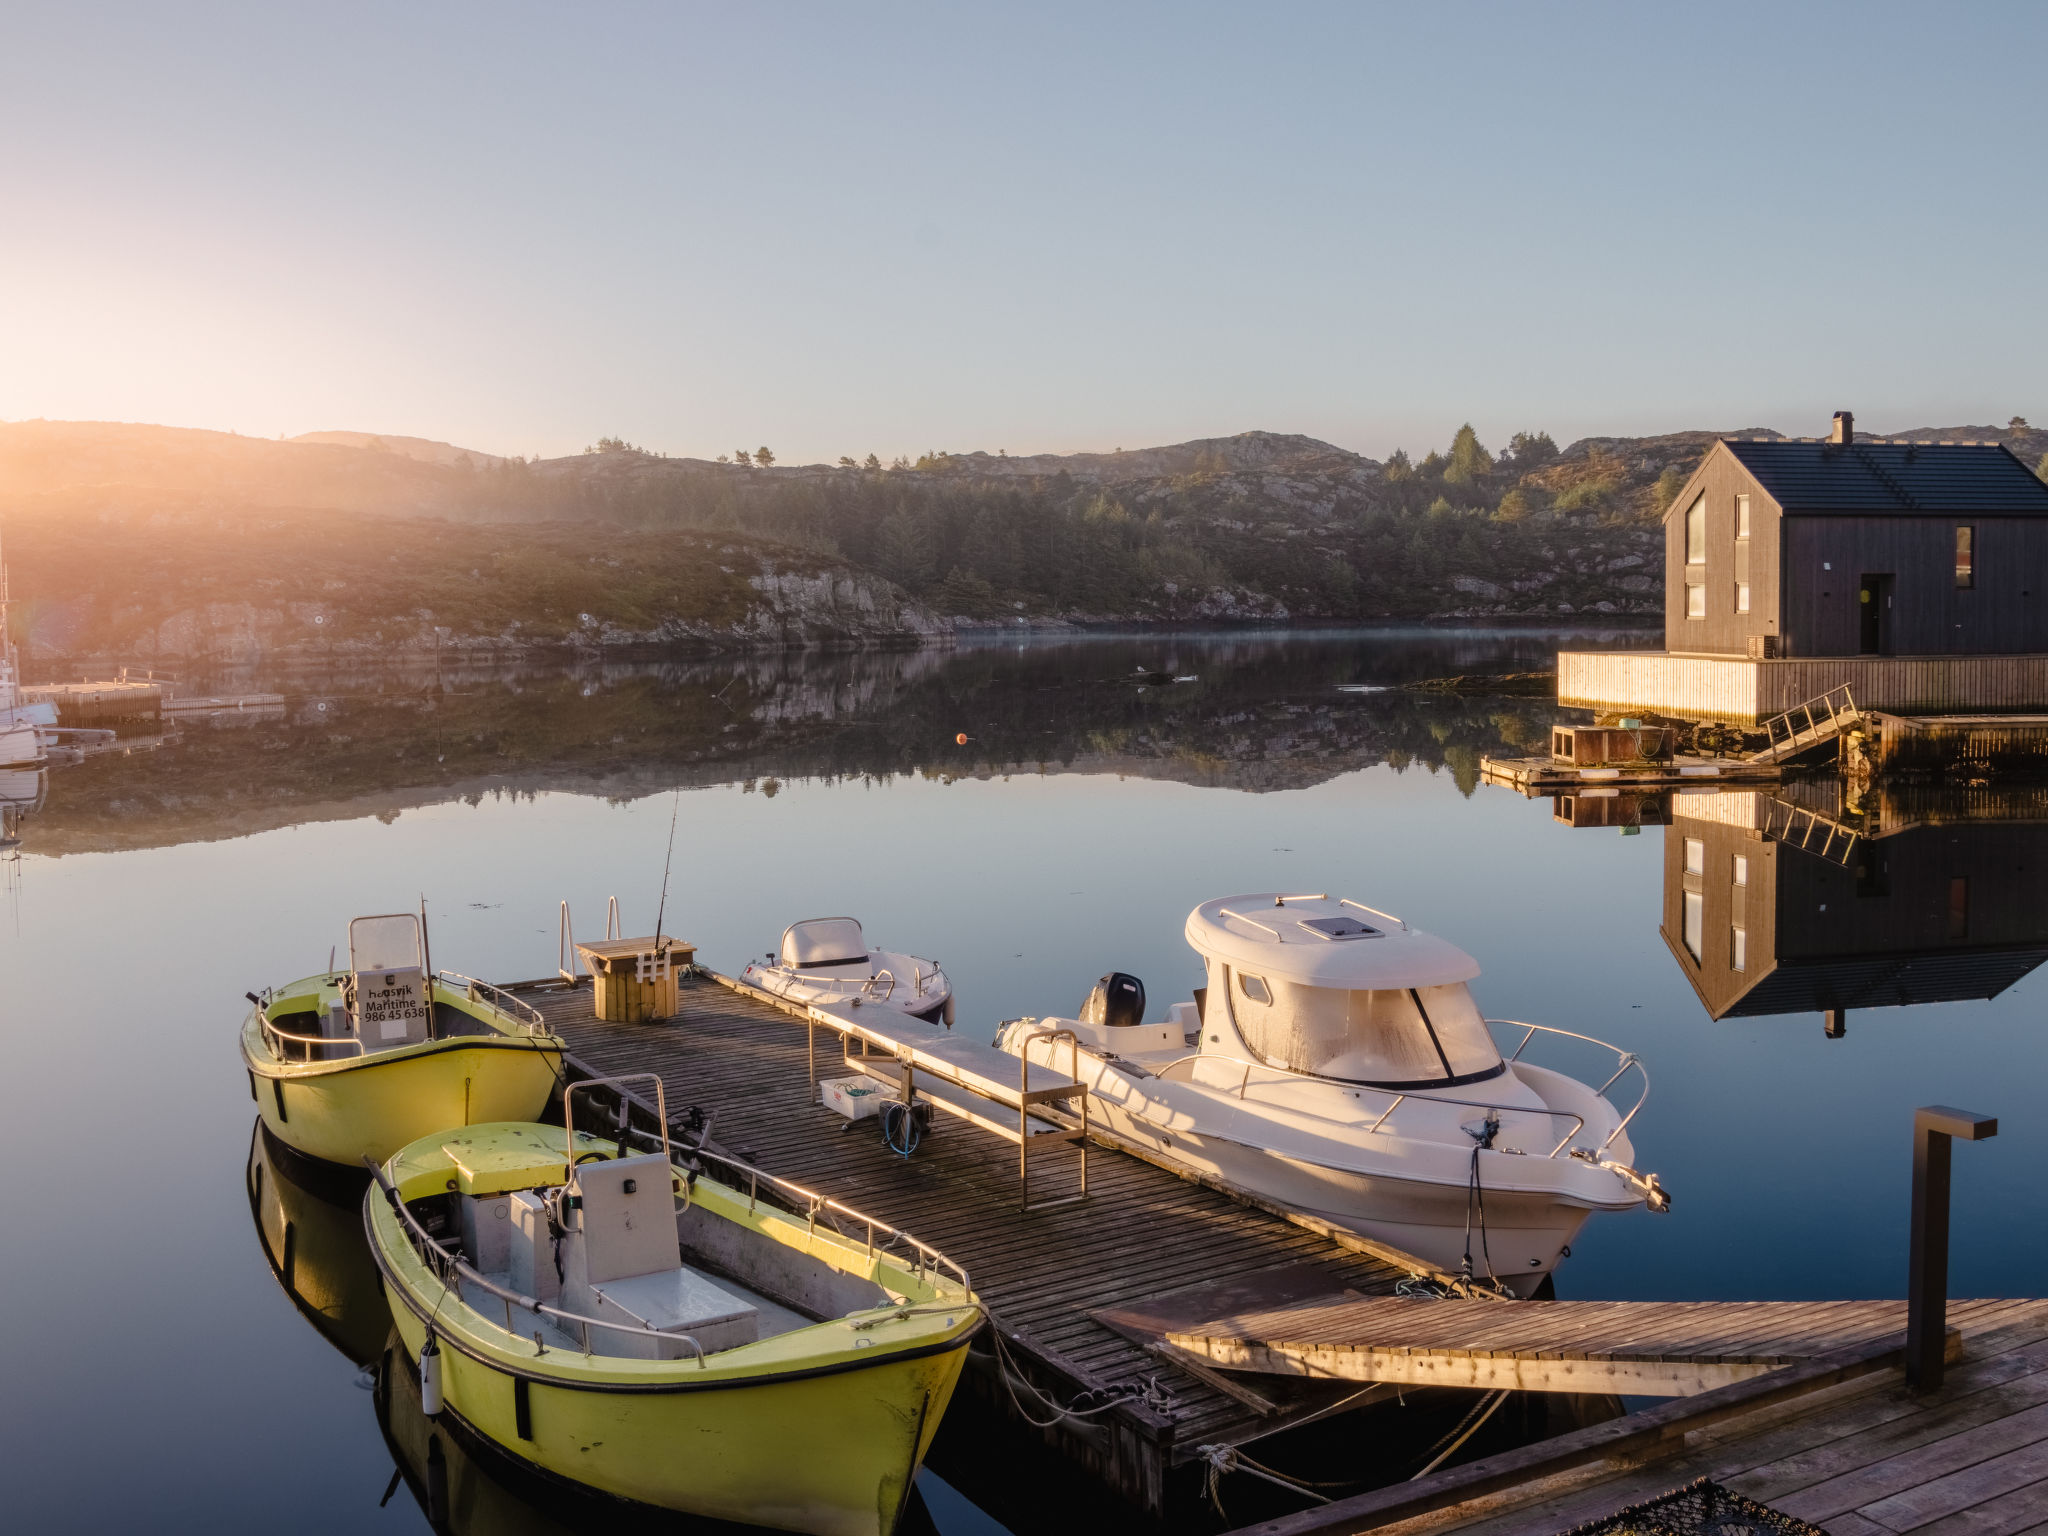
[652,785,682,950]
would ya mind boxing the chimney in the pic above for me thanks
[1830,411,1854,445]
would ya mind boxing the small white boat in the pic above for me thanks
[0,545,51,769]
[995,893,1667,1294]
[742,917,954,1027]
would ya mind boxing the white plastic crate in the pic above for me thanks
[819,1075,887,1121]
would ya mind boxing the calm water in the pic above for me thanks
[6,627,2046,1533]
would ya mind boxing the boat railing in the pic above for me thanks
[256,1005,367,1061]
[1485,1018,1649,1154]
[862,969,897,1001]
[437,970,548,1032]
[566,1073,973,1298]
[367,1158,710,1365]
[1152,1050,1592,1153]
[1153,1052,1255,1099]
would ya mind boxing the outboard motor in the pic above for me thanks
[1079,972,1146,1029]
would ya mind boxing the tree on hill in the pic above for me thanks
[755,445,775,467]
[864,453,882,471]
[733,448,752,466]
[1503,431,1558,469]
[838,456,858,469]
[1443,424,1493,485]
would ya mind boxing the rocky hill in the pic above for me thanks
[5,414,2041,662]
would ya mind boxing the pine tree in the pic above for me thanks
[755,445,775,467]
[1443,424,1493,485]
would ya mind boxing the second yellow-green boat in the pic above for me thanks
[364,1077,981,1536]
[242,911,565,1166]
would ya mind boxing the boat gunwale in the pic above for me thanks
[239,981,566,1082]
[365,1127,981,1395]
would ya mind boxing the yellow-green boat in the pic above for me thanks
[242,912,565,1166]
[246,1119,392,1366]
[364,1076,981,1536]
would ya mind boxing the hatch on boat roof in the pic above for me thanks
[1186,893,1479,990]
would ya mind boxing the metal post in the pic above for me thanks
[1906,1105,1997,1391]
[1824,1008,1847,1039]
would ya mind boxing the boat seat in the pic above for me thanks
[782,918,868,970]
[574,1153,684,1282]
[566,1152,760,1359]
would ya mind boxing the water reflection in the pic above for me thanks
[245,1120,390,1366]
[14,629,1621,857]
[1560,785,2048,1026]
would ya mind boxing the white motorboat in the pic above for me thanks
[995,893,1667,1295]
[742,917,955,1027]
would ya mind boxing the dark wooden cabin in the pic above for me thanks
[1661,811,2048,1022]
[1663,413,2048,658]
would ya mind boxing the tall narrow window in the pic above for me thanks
[1684,838,1705,875]
[1956,526,1974,589]
[1948,877,1970,940]
[1736,583,1751,614]
[1736,494,1751,540]
[1684,496,1708,618]
[1733,854,1748,886]
[1731,925,1747,972]
[1683,890,1704,962]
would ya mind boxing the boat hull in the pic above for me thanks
[379,1310,964,1536]
[243,1025,562,1167]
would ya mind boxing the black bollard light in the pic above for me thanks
[1905,1105,1998,1392]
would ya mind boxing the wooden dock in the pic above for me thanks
[1223,1300,2048,1536]
[503,969,1421,1517]
[1169,1296,1999,1399]
[22,679,164,724]
[1481,754,1782,794]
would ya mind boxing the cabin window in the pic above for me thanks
[1237,973,1272,1005]
[1956,526,1974,589]
[1948,878,1969,940]
[1684,837,1705,876]
[1736,582,1751,614]
[1733,854,1748,886]
[1685,498,1706,564]
[1736,494,1751,540]
[1229,978,1503,1087]
[1682,891,1704,962]
[1731,925,1747,972]
[1686,578,1706,619]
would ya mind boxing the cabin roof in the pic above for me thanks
[1717,945,2048,1018]
[1720,439,2048,516]
[1186,894,1480,989]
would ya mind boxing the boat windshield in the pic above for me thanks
[1230,974,1503,1088]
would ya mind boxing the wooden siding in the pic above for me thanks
[1660,807,1776,1020]
[1560,651,2048,725]
[1664,443,1783,655]
[1784,516,2048,656]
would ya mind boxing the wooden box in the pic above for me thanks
[574,937,695,1023]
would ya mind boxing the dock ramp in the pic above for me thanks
[1167,1295,1971,1397]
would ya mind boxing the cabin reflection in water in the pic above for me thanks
[1658,790,2048,1024]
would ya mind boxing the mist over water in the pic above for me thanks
[6,627,2044,1533]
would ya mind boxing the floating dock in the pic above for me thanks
[500,968,1424,1517]
[1224,1299,2048,1536]
[1480,755,1781,794]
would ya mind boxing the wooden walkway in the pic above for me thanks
[504,970,1415,1516]
[1227,1301,2048,1536]
[1169,1297,2002,1399]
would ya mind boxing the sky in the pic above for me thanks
[3,1,2044,465]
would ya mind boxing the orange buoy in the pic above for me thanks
[955,733,969,745]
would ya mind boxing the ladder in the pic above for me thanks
[1752,684,1859,766]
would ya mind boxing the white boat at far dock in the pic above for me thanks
[743,917,954,1027]
[996,893,1667,1294]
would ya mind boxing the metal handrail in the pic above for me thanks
[567,1075,971,1296]
[1153,1051,1255,1099]
[567,1075,669,1167]
[862,969,897,1001]
[436,970,548,1032]
[1153,1048,1589,1153]
[1487,1017,1650,1153]
[258,1008,366,1060]
[366,1157,708,1364]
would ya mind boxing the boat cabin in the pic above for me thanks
[1664,413,2048,659]
[1185,893,1505,1089]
